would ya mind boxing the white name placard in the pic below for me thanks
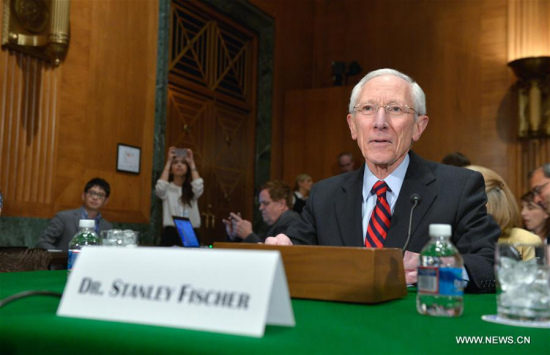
[57,247,295,337]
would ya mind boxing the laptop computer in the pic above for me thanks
[172,216,201,247]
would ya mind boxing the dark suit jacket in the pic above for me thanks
[286,151,500,293]
[36,208,113,252]
[244,210,301,243]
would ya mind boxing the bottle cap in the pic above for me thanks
[79,219,95,229]
[429,224,451,237]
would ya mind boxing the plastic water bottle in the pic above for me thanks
[67,219,99,274]
[416,224,464,317]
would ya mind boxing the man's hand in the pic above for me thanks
[264,234,293,245]
[403,250,420,285]
[223,212,253,240]
[222,217,237,240]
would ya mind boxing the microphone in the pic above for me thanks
[402,193,421,253]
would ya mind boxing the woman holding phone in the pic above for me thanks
[156,146,204,246]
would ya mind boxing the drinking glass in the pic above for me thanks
[495,242,550,322]
[100,229,139,247]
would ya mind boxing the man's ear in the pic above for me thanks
[347,114,358,140]
[412,115,429,142]
[276,199,287,210]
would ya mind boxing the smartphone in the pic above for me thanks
[174,148,187,157]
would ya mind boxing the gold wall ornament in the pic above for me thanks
[1,0,70,66]
[508,56,550,138]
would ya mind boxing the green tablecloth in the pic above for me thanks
[0,271,548,354]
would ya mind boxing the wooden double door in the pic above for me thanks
[167,0,258,244]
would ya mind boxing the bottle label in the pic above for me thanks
[417,267,463,296]
[67,250,80,271]
[417,267,438,293]
[439,267,464,296]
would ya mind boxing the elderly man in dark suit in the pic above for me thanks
[266,68,500,293]
[37,178,113,251]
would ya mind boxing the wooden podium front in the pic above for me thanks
[214,243,407,304]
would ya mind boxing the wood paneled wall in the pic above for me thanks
[250,0,549,198]
[508,0,550,60]
[0,0,158,223]
[283,86,363,183]
[247,0,316,183]
[1,54,59,211]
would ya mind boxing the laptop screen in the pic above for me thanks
[172,217,200,247]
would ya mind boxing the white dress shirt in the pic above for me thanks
[361,154,410,242]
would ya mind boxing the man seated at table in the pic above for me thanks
[266,68,500,293]
[529,163,550,243]
[223,180,300,243]
[37,178,113,251]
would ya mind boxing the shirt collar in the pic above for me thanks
[81,207,102,231]
[362,154,410,201]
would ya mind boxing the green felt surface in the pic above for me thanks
[0,271,548,354]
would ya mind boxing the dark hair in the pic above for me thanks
[441,152,470,167]
[520,190,550,238]
[169,161,195,206]
[84,178,110,197]
[180,166,194,206]
[521,191,536,203]
[261,180,293,209]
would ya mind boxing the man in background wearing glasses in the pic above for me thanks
[530,163,550,243]
[37,178,112,251]
[266,68,500,293]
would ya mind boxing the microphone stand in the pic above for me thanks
[402,194,421,253]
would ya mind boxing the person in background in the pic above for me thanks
[441,152,471,167]
[529,163,550,243]
[37,178,112,251]
[293,173,313,214]
[337,152,355,173]
[156,146,204,246]
[223,180,300,243]
[520,191,550,244]
[266,68,500,293]
[466,165,540,259]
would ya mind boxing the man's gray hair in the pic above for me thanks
[348,68,426,120]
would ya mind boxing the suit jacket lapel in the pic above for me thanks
[385,152,437,249]
[335,165,365,247]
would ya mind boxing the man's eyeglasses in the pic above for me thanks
[532,181,549,196]
[87,191,106,199]
[353,103,417,117]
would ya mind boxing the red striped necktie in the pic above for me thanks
[365,180,391,248]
